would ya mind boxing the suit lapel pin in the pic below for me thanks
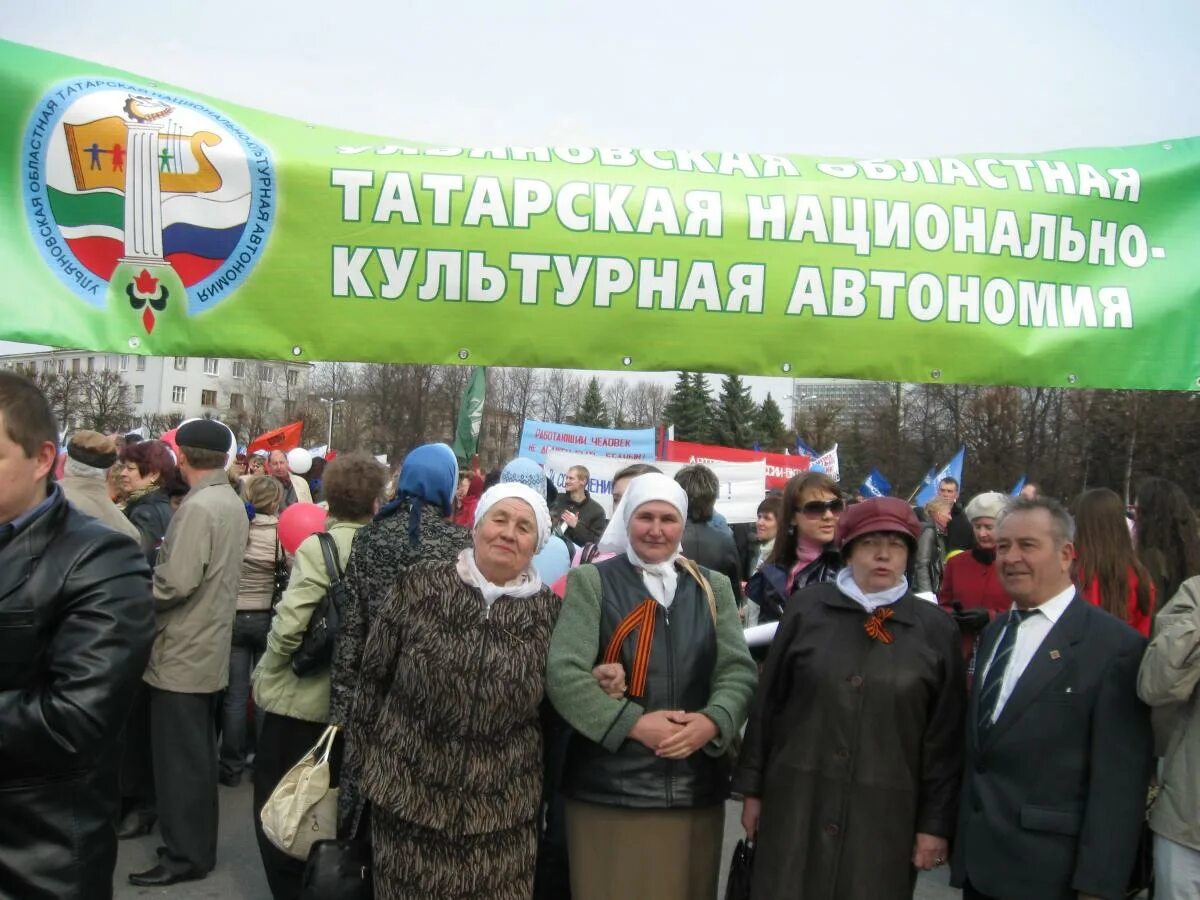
[1049,649,1061,660]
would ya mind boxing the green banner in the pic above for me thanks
[3,39,1198,391]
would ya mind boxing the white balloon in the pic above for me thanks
[287,447,313,475]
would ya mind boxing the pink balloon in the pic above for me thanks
[278,503,327,554]
[160,428,178,451]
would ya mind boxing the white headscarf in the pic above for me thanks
[460,483,551,609]
[597,473,688,609]
[474,482,552,553]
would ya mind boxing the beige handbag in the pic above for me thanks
[260,724,340,861]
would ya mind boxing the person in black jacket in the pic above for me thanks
[115,437,179,839]
[939,477,977,553]
[550,464,607,546]
[118,438,177,566]
[675,464,746,605]
[0,372,155,899]
[748,471,844,624]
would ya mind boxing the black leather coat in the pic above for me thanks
[0,487,154,899]
[123,487,173,566]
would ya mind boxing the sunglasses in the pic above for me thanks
[800,498,845,519]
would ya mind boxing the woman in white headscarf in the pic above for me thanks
[343,482,561,900]
[546,473,757,900]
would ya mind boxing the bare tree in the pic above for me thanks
[79,370,135,433]
[540,370,583,422]
[602,380,631,428]
[34,370,87,432]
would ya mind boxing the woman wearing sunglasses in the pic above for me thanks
[747,471,845,624]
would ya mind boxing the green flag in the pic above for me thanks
[451,367,486,460]
[2,40,1199,390]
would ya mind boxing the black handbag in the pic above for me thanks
[270,534,289,606]
[291,533,348,677]
[299,838,372,900]
[724,838,754,900]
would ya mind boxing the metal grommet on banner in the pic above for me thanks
[291,346,303,356]
[458,349,470,360]
[781,362,792,373]
[930,369,942,380]
[621,356,633,367]
[1067,373,1078,384]
[128,337,140,349]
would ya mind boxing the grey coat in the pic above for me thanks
[60,475,141,542]
[1138,575,1200,852]
[146,470,249,693]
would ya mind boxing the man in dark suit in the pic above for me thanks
[951,496,1152,900]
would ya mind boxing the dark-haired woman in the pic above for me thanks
[1073,487,1156,637]
[1135,477,1200,613]
[115,438,177,839]
[119,438,177,566]
[747,471,844,624]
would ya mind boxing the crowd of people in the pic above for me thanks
[1,367,1199,900]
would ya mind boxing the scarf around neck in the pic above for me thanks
[627,547,680,609]
[456,548,543,611]
[836,567,909,613]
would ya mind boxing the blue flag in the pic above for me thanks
[795,435,818,458]
[913,446,965,506]
[860,468,892,498]
[1010,475,1027,496]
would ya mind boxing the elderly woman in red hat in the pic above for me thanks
[735,497,966,900]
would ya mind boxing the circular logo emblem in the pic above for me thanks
[22,78,275,333]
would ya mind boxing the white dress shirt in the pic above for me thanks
[980,584,1076,722]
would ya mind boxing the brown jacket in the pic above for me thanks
[347,559,560,836]
[146,470,250,693]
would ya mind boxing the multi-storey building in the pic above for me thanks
[0,348,311,440]
[790,377,887,425]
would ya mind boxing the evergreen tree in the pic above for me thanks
[755,392,788,449]
[712,374,759,448]
[690,372,716,443]
[574,377,609,427]
[663,371,707,441]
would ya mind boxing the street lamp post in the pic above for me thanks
[318,397,345,452]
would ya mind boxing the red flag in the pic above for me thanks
[248,421,303,454]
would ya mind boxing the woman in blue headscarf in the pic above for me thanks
[329,443,474,833]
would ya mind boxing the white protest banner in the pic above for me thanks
[544,450,767,524]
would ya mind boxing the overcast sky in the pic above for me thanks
[3,1,1199,402]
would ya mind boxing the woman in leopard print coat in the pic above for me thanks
[343,482,560,899]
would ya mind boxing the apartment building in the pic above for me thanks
[0,348,311,439]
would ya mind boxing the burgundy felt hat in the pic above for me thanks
[835,496,921,552]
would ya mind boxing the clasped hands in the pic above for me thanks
[590,662,718,759]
